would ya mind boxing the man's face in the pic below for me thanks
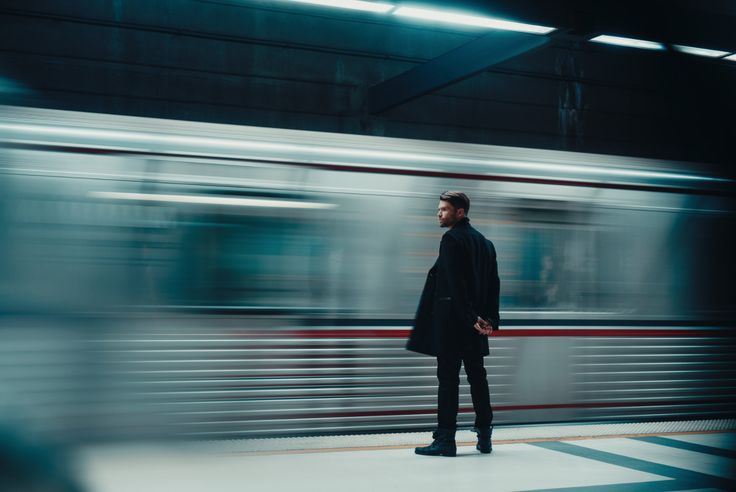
[437,200,461,228]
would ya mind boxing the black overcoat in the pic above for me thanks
[406,217,500,357]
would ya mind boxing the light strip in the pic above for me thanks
[89,192,337,209]
[480,160,717,182]
[723,53,736,62]
[673,45,730,58]
[590,35,664,50]
[287,0,395,13]
[392,6,555,34]
[0,123,723,182]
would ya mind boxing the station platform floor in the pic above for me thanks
[76,420,736,492]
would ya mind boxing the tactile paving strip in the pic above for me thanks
[196,419,736,454]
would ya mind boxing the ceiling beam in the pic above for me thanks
[367,30,550,114]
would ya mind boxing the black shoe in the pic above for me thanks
[415,428,457,457]
[474,426,492,454]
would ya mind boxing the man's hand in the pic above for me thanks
[474,316,496,336]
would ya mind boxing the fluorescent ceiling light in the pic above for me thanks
[287,0,395,13]
[590,35,664,50]
[89,191,337,209]
[393,6,555,34]
[723,53,736,61]
[673,44,729,58]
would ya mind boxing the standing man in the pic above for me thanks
[407,191,500,457]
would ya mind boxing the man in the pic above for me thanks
[407,191,500,457]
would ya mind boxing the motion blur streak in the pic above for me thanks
[0,106,734,448]
[89,192,338,209]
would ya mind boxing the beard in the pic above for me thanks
[439,215,456,228]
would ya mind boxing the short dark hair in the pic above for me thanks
[440,191,470,214]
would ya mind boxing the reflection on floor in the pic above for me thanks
[77,428,736,492]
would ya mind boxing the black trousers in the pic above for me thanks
[436,354,492,431]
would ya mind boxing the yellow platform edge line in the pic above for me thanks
[223,428,735,457]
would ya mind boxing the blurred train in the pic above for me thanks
[0,105,734,444]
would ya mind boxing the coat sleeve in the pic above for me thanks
[486,239,501,330]
[438,234,478,330]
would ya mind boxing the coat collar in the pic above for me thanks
[453,217,470,229]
